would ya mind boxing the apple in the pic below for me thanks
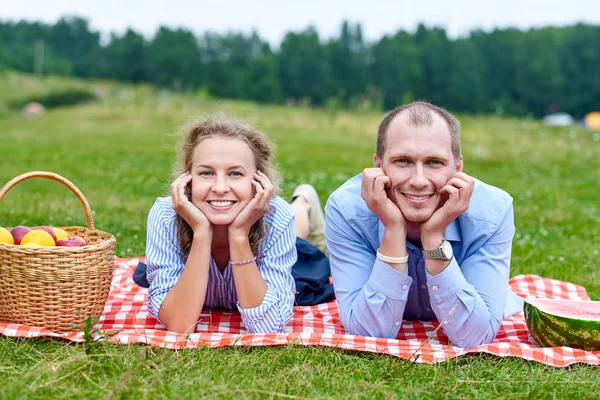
[56,236,87,247]
[10,225,31,245]
[32,226,57,244]
[20,230,56,246]
[52,227,70,241]
[0,227,15,245]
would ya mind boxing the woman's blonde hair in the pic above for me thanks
[173,117,281,258]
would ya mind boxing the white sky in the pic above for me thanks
[2,0,599,46]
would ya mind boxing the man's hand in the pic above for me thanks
[361,168,406,230]
[421,172,474,245]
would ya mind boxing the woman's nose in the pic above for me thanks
[211,176,230,193]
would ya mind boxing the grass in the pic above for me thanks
[1,71,600,398]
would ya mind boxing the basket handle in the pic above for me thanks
[0,171,95,229]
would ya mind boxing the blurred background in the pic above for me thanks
[2,0,600,122]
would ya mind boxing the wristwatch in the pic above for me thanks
[422,240,453,260]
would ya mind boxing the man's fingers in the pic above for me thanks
[439,184,459,200]
[374,175,390,194]
[445,177,470,190]
[453,172,475,186]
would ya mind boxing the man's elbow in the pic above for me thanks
[343,315,399,339]
[452,326,499,348]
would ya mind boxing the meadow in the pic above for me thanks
[1,72,599,399]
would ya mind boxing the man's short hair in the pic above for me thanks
[376,101,461,161]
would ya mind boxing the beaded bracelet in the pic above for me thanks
[230,256,257,265]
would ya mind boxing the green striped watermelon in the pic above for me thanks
[524,299,600,351]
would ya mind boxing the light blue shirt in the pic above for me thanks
[145,196,297,333]
[325,173,524,348]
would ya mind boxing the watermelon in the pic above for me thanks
[524,298,600,351]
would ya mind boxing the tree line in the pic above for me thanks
[1,16,599,118]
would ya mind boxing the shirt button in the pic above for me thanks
[443,321,449,325]
[395,321,400,326]
[421,285,426,289]
[432,285,439,291]
[401,284,408,290]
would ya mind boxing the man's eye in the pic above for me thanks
[428,160,442,165]
[395,159,409,164]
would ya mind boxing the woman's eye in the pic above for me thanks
[229,171,242,177]
[199,171,212,176]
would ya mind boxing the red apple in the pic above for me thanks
[10,226,31,245]
[56,236,87,247]
[32,226,57,244]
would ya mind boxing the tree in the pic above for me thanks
[146,26,203,90]
[278,27,331,105]
[105,29,147,83]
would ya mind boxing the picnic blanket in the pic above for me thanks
[1,257,599,367]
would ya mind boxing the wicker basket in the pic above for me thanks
[0,171,115,332]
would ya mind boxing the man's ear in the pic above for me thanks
[455,155,464,172]
[373,153,381,168]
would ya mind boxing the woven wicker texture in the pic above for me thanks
[0,171,115,332]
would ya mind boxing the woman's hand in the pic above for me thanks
[170,172,211,235]
[229,170,273,239]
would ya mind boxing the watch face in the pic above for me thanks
[441,241,453,259]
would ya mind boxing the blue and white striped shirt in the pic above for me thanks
[145,196,297,333]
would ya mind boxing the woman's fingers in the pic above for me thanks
[171,172,192,207]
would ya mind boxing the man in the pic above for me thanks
[325,101,523,348]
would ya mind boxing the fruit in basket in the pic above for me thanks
[20,230,56,246]
[56,236,87,247]
[0,227,15,244]
[10,225,31,245]
[52,227,70,241]
[32,226,57,243]
[21,242,42,247]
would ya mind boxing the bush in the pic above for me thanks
[10,89,97,110]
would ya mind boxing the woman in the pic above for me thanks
[144,117,331,334]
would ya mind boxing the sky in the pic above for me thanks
[2,0,600,46]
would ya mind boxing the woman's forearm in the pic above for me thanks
[229,234,267,308]
[158,231,212,332]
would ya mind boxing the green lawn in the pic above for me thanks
[1,72,599,399]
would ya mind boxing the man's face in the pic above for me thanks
[374,114,463,223]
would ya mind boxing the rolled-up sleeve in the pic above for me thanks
[426,203,515,348]
[145,199,185,323]
[237,213,297,333]
[325,195,411,339]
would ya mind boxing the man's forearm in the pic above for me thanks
[378,225,408,273]
[421,232,451,276]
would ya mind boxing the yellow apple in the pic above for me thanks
[21,230,56,246]
[52,227,70,241]
[0,227,15,245]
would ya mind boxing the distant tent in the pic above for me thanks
[583,112,600,130]
[542,112,573,127]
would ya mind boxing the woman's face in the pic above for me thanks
[189,136,256,226]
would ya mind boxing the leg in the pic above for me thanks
[291,196,311,240]
[290,184,326,254]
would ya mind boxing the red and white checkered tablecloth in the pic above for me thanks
[1,257,599,367]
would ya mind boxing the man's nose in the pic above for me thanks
[409,164,428,188]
